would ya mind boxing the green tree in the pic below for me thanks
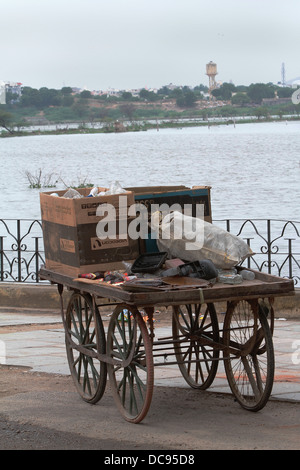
[247,83,275,104]
[5,91,19,105]
[120,103,136,121]
[171,87,183,99]
[194,84,208,93]
[212,82,235,100]
[0,109,14,133]
[254,106,269,119]
[276,87,293,98]
[39,87,61,107]
[235,85,248,92]
[139,88,159,102]
[184,90,197,107]
[176,89,196,107]
[157,86,172,96]
[72,101,89,119]
[20,87,41,107]
[80,90,92,99]
[61,94,74,106]
[61,86,73,95]
[121,91,133,100]
[231,92,250,106]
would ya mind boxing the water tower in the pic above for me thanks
[281,62,286,86]
[206,61,218,91]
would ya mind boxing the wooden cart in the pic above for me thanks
[39,266,294,423]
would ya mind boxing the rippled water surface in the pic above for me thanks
[1,121,300,220]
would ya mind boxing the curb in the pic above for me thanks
[0,283,71,312]
[213,290,300,319]
[0,282,299,319]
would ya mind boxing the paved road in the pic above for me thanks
[0,365,300,451]
[0,309,300,450]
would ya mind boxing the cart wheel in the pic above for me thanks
[223,299,274,412]
[172,303,220,389]
[65,292,107,404]
[106,304,154,423]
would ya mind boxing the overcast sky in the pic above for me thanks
[1,0,299,91]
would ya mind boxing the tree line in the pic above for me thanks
[211,82,294,104]
[4,81,295,110]
[5,84,206,109]
[0,80,299,133]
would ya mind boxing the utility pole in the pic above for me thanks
[281,63,286,86]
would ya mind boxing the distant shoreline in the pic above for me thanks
[1,114,300,138]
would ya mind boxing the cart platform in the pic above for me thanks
[39,266,295,423]
[39,266,294,306]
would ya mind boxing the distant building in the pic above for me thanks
[0,81,22,104]
[127,88,142,97]
[5,81,22,97]
[0,81,5,104]
[262,97,291,105]
[165,83,181,91]
[285,77,300,88]
[71,87,82,94]
[106,88,121,97]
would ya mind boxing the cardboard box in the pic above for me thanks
[40,187,140,277]
[127,185,211,219]
[126,185,212,252]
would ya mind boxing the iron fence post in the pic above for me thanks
[226,219,230,233]
[245,238,253,269]
[34,237,41,283]
[0,236,4,282]
[16,219,22,282]
[286,238,294,280]
[267,219,271,274]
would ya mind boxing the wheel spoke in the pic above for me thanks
[172,303,219,390]
[107,305,154,423]
[64,293,107,404]
[241,356,261,399]
[223,299,274,411]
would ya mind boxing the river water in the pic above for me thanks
[1,120,300,221]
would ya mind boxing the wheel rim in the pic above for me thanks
[107,305,154,423]
[223,299,274,411]
[65,292,107,403]
[172,303,220,389]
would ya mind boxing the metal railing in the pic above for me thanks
[215,218,300,285]
[0,218,299,284]
[0,219,45,283]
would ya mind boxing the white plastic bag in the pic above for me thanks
[62,188,83,199]
[151,211,254,269]
[105,181,126,195]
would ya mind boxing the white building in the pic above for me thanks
[285,77,300,88]
[0,81,23,103]
[0,80,5,104]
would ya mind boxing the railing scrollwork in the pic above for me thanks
[216,218,300,286]
[0,218,299,284]
[0,219,45,283]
